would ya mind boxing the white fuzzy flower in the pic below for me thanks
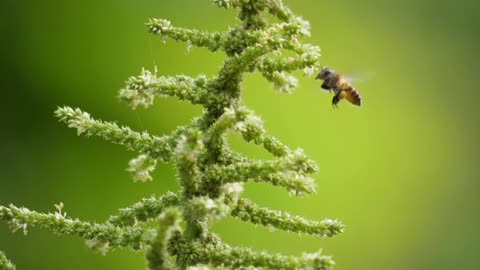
[127,154,157,182]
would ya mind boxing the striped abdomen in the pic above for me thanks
[334,80,362,106]
[344,85,362,106]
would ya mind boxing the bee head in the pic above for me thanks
[316,67,334,80]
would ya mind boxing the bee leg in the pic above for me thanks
[321,82,330,91]
[332,93,341,108]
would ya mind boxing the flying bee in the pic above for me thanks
[315,67,362,107]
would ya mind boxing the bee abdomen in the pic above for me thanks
[345,87,362,106]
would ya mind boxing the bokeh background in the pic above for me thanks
[1,0,479,269]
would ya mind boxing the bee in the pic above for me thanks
[315,67,362,107]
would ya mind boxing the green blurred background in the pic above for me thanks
[1,0,479,269]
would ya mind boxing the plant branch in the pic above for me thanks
[232,198,345,238]
[213,0,295,22]
[146,208,182,270]
[147,19,225,52]
[169,232,335,270]
[55,107,204,163]
[119,70,210,109]
[108,192,180,226]
[0,251,15,270]
[0,204,152,252]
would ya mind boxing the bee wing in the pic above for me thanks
[343,72,376,84]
